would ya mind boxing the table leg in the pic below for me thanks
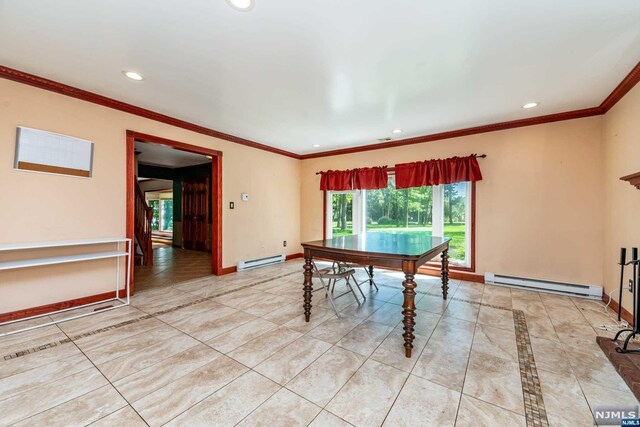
[441,248,449,299]
[402,270,417,358]
[368,265,374,286]
[303,256,313,322]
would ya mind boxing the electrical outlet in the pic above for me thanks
[283,240,287,247]
[229,202,234,209]
[629,279,634,292]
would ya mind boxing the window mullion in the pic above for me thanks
[432,185,444,237]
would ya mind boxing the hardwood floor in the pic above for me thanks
[134,245,212,292]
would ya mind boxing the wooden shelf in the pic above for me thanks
[620,172,640,190]
[0,251,128,271]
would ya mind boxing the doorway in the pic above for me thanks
[126,131,222,294]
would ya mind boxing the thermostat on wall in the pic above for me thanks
[241,193,249,201]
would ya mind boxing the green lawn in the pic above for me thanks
[331,222,466,262]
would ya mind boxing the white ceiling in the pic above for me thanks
[1,0,639,155]
[135,141,210,168]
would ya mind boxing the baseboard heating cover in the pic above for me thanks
[237,254,285,271]
[484,272,602,299]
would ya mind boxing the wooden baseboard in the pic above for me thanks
[419,266,485,283]
[0,290,128,323]
[220,266,237,275]
[603,294,634,327]
[286,253,303,260]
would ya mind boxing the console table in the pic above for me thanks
[0,237,132,336]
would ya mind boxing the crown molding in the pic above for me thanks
[0,65,302,160]
[2,60,639,161]
[300,107,603,159]
[599,60,640,113]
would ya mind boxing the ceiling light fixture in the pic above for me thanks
[123,71,144,81]
[392,129,403,134]
[226,0,254,11]
[312,144,320,148]
[522,102,539,109]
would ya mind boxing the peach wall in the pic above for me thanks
[3,72,637,316]
[0,79,301,312]
[301,117,605,286]
[602,83,640,313]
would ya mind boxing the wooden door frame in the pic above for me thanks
[126,130,223,294]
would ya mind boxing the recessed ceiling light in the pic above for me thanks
[522,102,539,109]
[226,0,254,11]
[392,129,403,134]
[123,71,144,81]
[312,144,320,148]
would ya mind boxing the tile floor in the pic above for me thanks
[1,260,638,426]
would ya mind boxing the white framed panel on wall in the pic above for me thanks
[14,127,94,178]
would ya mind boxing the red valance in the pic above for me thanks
[353,166,388,190]
[395,155,483,189]
[320,170,353,191]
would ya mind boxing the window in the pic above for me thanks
[146,191,174,233]
[325,175,473,267]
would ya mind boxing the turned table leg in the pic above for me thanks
[441,248,449,300]
[401,263,417,358]
[368,265,374,286]
[303,256,313,322]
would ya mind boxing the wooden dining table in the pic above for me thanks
[301,232,451,358]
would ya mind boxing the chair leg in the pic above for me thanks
[353,276,367,301]
[345,276,364,305]
[325,286,340,316]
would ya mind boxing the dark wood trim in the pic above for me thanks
[126,133,136,293]
[418,265,484,283]
[600,61,640,113]
[126,130,224,287]
[620,171,640,190]
[0,290,127,323]
[286,253,303,260]
[300,107,602,159]
[16,161,91,177]
[604,294,634,327]
[0,65,300,160]
[221,266,237,275]
[3,61,640,161]
[212,155,223,275]
[131,131,222,157]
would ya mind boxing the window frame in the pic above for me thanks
[322,180,476,273]
[145,189,174,234]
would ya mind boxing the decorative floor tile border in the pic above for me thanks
[513,309,549,427]
[2,271,299,361]
[1,267,551,427]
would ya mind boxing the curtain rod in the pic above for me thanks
[314,154,487,175]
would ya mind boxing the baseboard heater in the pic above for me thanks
[237,254,286,271]
[484,272,602,299]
